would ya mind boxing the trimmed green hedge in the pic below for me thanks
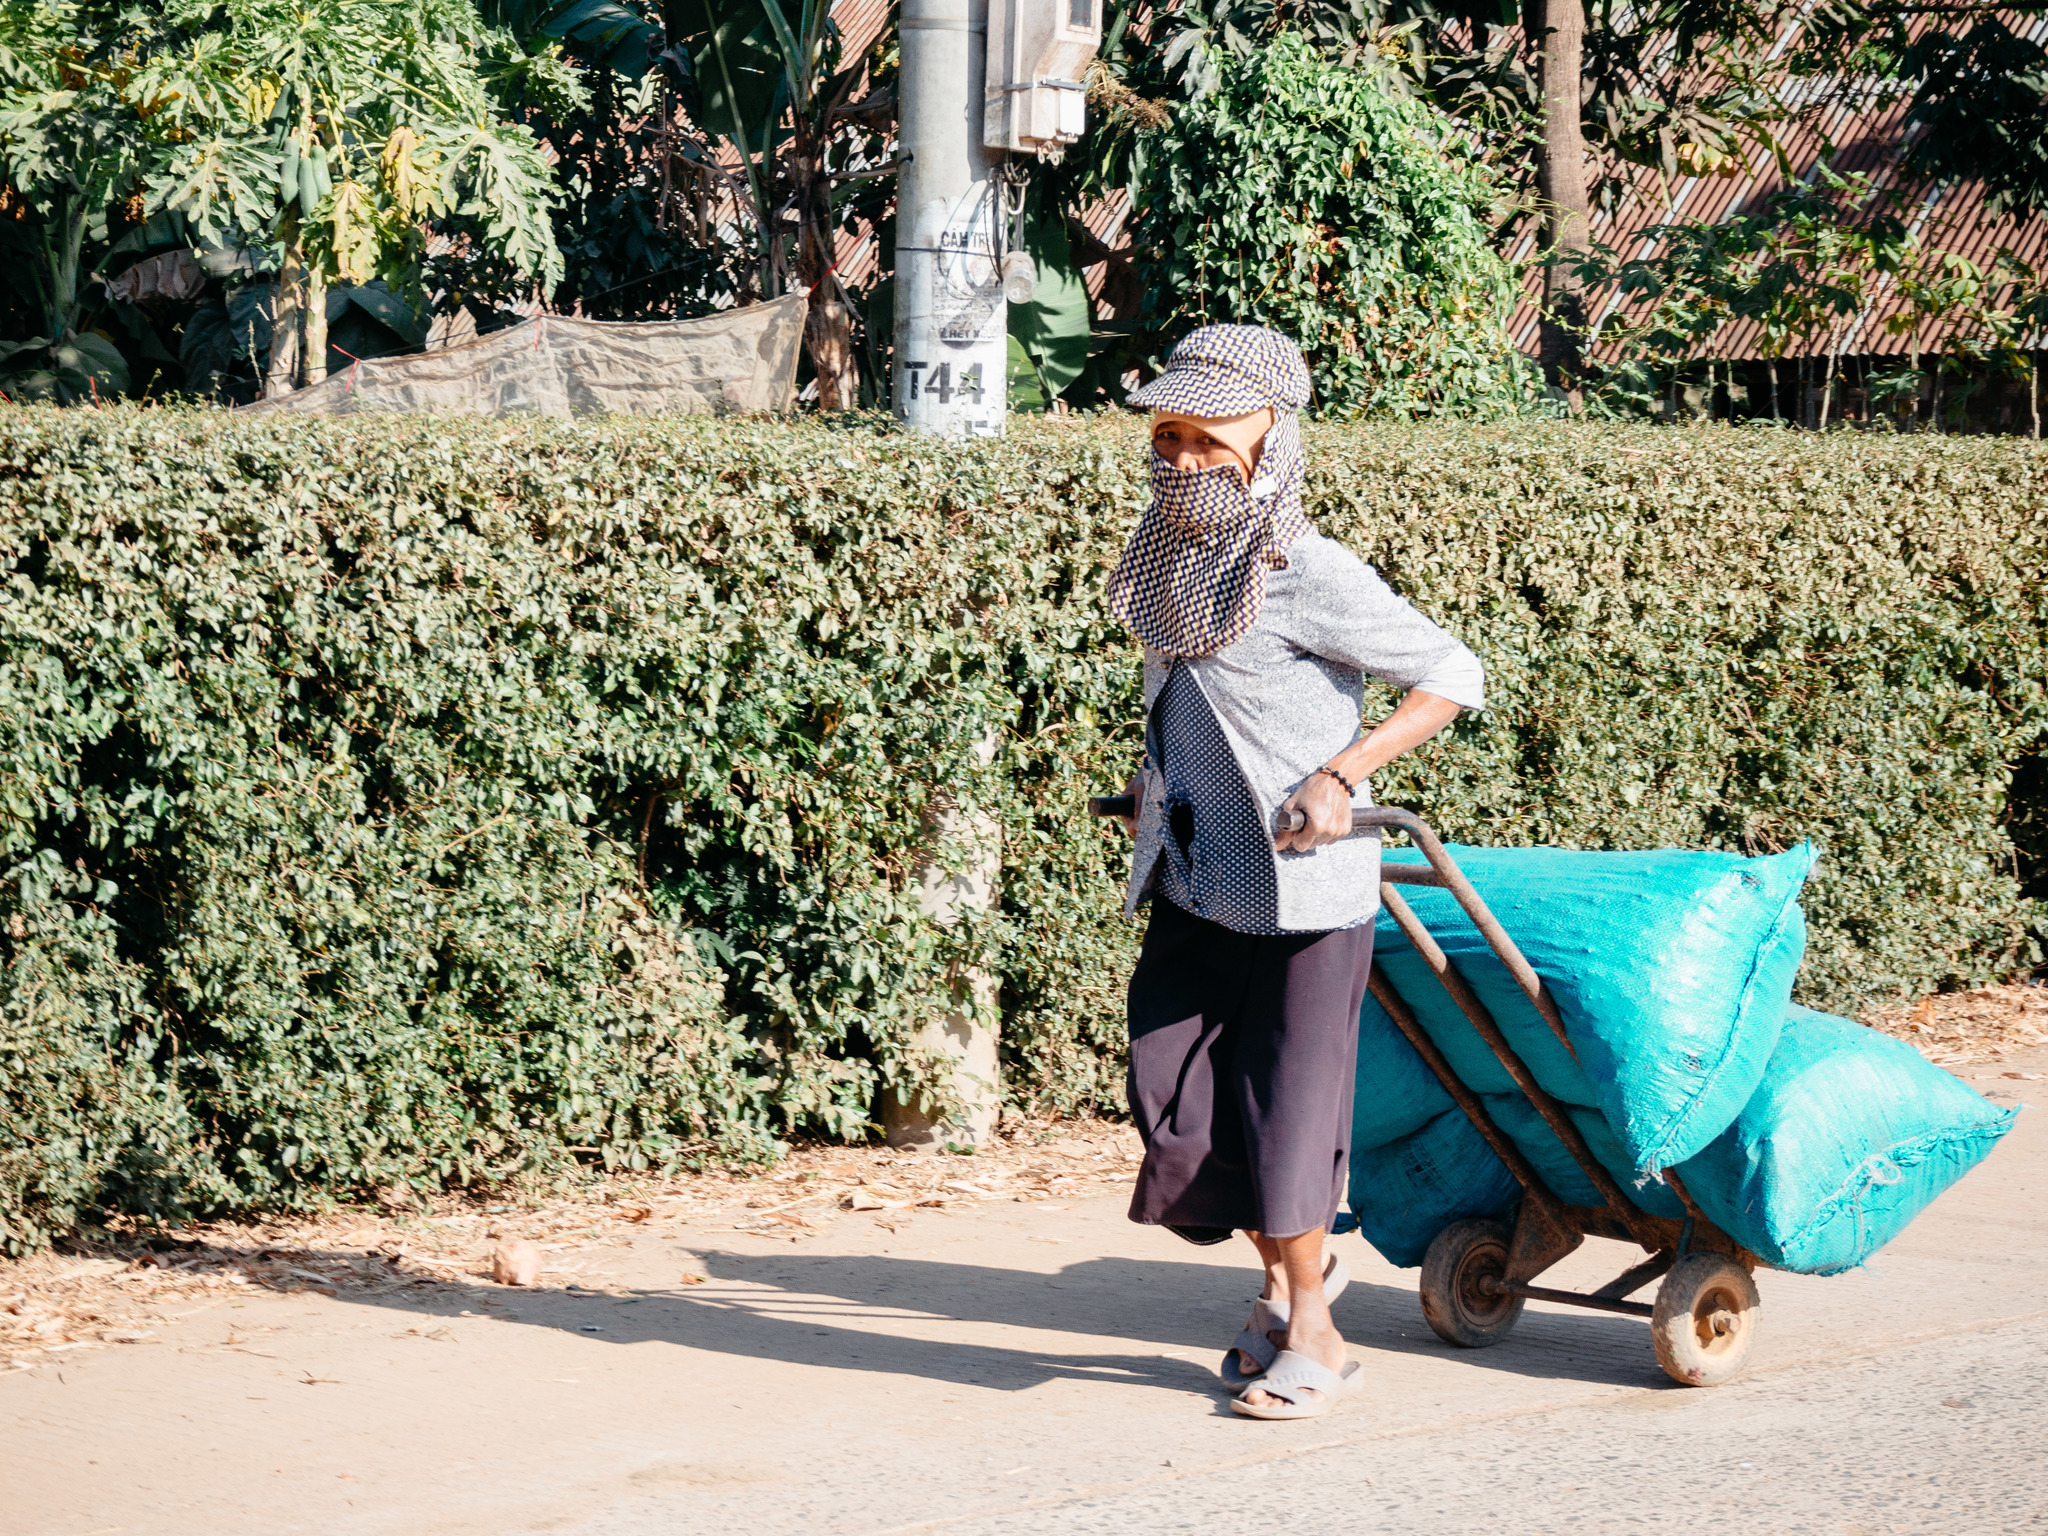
[2,410,2043,1252]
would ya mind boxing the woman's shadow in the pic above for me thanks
[178,1233,1675,1405]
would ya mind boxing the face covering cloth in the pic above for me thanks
[1106,411,1314,658]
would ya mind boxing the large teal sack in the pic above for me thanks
[1479,1092,1687,1221]
[1348,989,1519,1266]
[1676,1005,2017,1274]
[1376,843,1812,1175]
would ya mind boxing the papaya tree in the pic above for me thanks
[0,0,572,399]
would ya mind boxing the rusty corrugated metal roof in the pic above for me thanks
[1504,8,2048,360]
[832,0,894,61]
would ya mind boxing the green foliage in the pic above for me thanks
[2,409,2044,1253]
[1128,32,1536,419]
[1082,0,1786,217]
[1007,208,1092,412]
[478,0,664,81]
[0,0,573,400]
[1566,171,2048,424]
[135,0,572,290]
[1792,5,2048,220]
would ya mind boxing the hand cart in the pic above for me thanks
[1090,795,1765,1388]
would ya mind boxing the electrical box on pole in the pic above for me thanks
[983,0,1101,159]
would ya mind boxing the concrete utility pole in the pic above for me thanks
[884,1,1101,1149]
[892,0,1008,437]
[883,0,1007,1151]
[877,732,1005,1152]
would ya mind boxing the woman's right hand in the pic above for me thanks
[1120,775,1144,835]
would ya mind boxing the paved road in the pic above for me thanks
[913,1321,2048,1536]
[6,1054,2041,1536]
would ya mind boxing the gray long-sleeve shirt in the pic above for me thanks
[1126,533,1484,934]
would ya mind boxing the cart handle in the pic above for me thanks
[1351,808,1575,1060]
[1086,796,1573,1054]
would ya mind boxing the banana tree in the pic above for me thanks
[0,0,163,397]
[661,0,893,410]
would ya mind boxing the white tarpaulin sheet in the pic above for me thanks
[243,294,807,418]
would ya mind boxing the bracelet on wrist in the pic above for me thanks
[1317,764,1356,796]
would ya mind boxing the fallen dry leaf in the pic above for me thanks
[1867,983,2048,1066]
[490,1240,543,1287]
[679,1272,707,1286]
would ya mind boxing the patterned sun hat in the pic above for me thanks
[1127,325,1313,418]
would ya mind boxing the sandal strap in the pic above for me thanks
[1228,1325,1278,1372]
[1244,1349,1349,1406]
[1228,1297,1288,1371]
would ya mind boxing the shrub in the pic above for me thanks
[1128,31,1538,419]
[1,408,2042,1251]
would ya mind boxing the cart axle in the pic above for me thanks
[1479,1276,1655,1319]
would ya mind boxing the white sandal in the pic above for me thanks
[1230,1348,1363,1420]
[1218,1254,1350,1389]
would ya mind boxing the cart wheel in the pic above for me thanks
[1651,1253,1759,1387]
[1419,1217,1523,1348]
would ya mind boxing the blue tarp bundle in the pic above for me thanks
[1347,845,2016,1275]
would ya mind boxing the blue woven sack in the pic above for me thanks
[1348,990,1519,1266]
[1478,1092,1688,1221]
[1677,1006,2017,1274]
[1348,973,1688,1271]
[1375,843,1812,1174]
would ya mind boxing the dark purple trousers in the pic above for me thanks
[1125,896,1373,1242]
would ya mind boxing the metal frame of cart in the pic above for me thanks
[1357,806,1763,1388]
[1091,794,1767,1388]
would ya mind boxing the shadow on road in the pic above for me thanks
[124,1233,1675,1403]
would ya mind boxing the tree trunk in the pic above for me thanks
[1529,0,1590,404]
[792,129,859,411]
[804,276,860,412]
[2032,352,2039,440]
[1769,358,1780,421]
[1818,348,1835,430]
[303,266,329,386]
[49,197,89,341]
[265,235,303,398]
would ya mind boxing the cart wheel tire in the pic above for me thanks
[1651,1253,1759,1387]
[1419,1217,1523,1348]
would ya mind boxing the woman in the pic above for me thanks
[1108,325,1485,1420]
